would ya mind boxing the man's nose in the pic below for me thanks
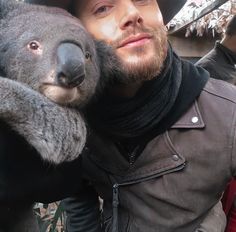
[119,2,143,29]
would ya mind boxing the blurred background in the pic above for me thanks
[168,0,235,63]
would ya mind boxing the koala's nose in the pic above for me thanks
[56,43,85,88]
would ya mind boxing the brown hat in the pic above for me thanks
[25,0,186,25]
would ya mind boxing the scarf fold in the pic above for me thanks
[85,46,209,141]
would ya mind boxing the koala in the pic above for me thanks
[0,0,101,231]
[0,0,100,164]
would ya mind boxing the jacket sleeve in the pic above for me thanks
[195,201,226,232]
[62,183,102,232]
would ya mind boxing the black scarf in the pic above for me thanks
[85,46,209,143]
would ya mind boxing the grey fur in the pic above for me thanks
[0,78,87,164]
[0,0,100,164]
[0,1,102,231]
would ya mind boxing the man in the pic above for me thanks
[196,15,236,232]
[24,0,232,231]
[197,15,236,83]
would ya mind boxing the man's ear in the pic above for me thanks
[0,0,20,20]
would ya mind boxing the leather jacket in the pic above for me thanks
[72,77,236,232]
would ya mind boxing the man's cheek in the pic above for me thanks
[91,19,117,43]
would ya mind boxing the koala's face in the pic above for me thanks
[0,5,100,107]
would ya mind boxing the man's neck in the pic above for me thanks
[221,35,236,53]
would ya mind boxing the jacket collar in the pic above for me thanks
[84,100,204,180]
[171,100,205,129]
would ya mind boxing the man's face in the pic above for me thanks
[75,0,168,83]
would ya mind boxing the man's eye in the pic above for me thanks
[94,5,111,16]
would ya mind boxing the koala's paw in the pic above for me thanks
[23,116,87,165]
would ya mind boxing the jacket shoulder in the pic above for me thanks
[202,78,236,104]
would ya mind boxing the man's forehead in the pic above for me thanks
[77,0,160,7]
[26,0,187,25]
[75,0,160,16]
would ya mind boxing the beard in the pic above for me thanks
[95,24,168,90]
[111,24,168,84]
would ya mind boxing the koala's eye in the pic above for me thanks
[28,41,40,50]
[27,41,43,55]
[27,40,40,51]
[85,51,91,60]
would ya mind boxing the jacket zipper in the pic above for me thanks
[111,162,186,232]
[112,183,119,232]
[128,145,142,165]
[128,150,136,165]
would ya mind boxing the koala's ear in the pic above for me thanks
[0,0,20,20]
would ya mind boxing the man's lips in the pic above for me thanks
[117,33,152,48]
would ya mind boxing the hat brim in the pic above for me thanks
[158,0,186,24]
[25,0,186,24]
